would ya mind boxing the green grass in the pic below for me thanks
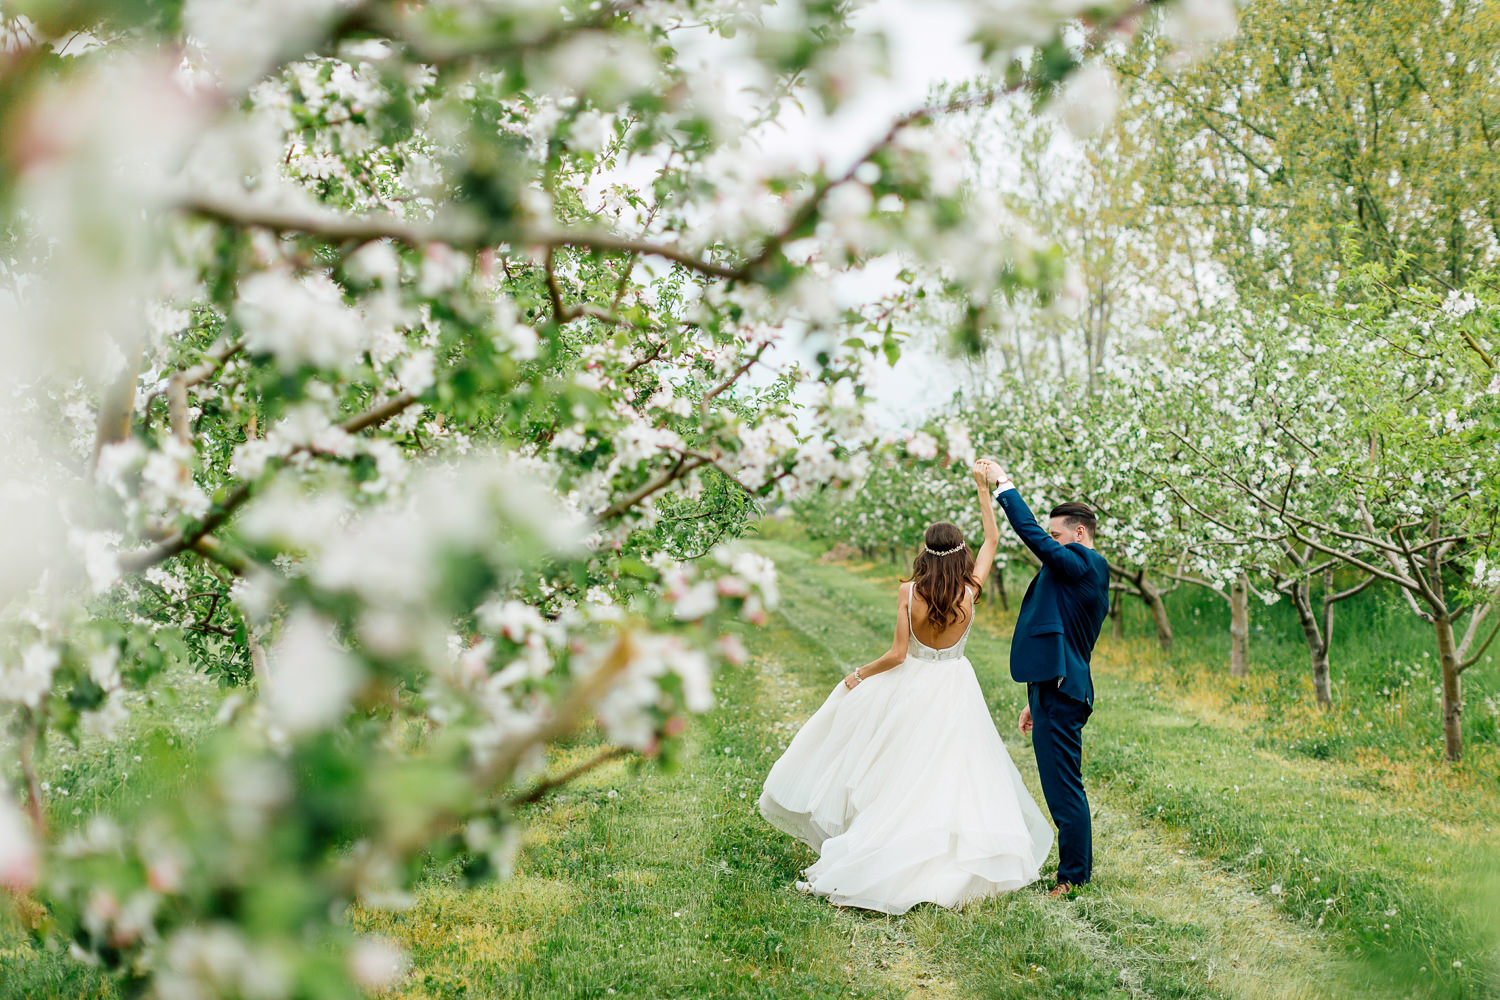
[4,526,1497,999]
[0,669,230,999]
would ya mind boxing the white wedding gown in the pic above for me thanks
[758,584,1054,914]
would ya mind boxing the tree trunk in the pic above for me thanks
[1289,579,1332,708]
[1310,644,1332,709]
[1320,565,1336,663]
[1137,573,1173,653]
[1229,573,1250,677]
[1110,583,1124,639]
[991,562,1008,612]
[1435,615,1464,761]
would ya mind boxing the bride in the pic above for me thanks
[757,460,1053,914]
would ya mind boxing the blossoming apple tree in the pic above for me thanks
[1137,268,1500,759]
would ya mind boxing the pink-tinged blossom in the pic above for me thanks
[673,581,720,621]
[905,431,939,461]
[0,792,39,892]
[719,633,749,666]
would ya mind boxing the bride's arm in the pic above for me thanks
[843,583,912,688]
[970,462,1000,584]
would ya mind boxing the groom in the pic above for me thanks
[977,458,1110,897]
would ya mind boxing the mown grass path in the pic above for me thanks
[357,537,1496,1000]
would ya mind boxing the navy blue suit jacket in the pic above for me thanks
[995,487,1111,706]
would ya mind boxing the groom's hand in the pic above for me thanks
[1018,705,1033,735]
[979,456,1011,486]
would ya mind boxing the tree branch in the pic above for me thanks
[120,391,424,575]
[699,342,771,419]
[1459,611,1500,672]
[509,745,632,807]
[595,453,703,521]
[1328,572,1379,604]
[544,246,628,326]
[18,717,45,839]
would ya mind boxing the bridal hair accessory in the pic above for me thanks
[923,543,964,557]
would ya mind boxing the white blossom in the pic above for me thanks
[1166,0,1239,53]
[1053,63,1118,139]
[1441,290,1478,320]
[235,271,369,371]
[184,0,347,89]
[1,642,60,710]
[265,612,365,735]
[349,936,409,990]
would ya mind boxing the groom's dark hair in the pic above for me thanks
[1049,501,1097,539]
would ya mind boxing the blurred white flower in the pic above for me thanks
[673,581,719,621]
[1053,63,1118,139]
[235,271,369,371]
[350,936,409,990]
[719,634,749,666]
[418,243,469,296]
[81,693,130,741]
[569,111,610,153]
[1167,0,1239,54]
[942,420,975,466]
[727,550,779,610]
[185,0,346,89]
[1,55,205,386]
[1472,557,1500,592]
[158,923,289,999]
[346,239,402,285]
[396,350,437,395]
[492,297,541,361]
[478,599,547,641]
[265,611,365,735]
[69,529,123,594]
[0,642,60,710]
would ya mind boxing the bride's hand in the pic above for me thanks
[843,671,862,690]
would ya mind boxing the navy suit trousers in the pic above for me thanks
[1029,681,1092,886]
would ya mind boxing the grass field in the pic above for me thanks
[3,526,1497,999]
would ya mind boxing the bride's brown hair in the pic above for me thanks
[902,521,984,632]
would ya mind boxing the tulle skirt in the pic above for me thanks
[758,654,1054,914]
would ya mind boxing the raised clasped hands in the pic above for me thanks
[972,457,1008,488]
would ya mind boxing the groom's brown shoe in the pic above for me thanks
[1048,882,1075,898]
